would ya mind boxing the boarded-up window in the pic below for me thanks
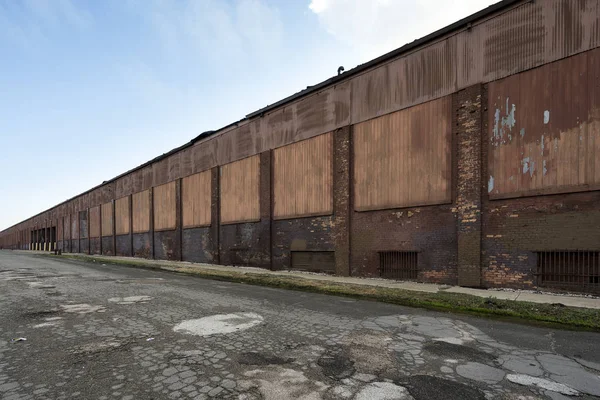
[353,96,452,211]
[488,51,600,198]
[89,206,100,238]
[115,197,130,235]
[273,133,333,219]
[101,202,113,237]
[220,155,260,224]
[71,215,78,239]
[154,181,176,231]
[79,211,88,239]
[57,219,63,242]
[182,171,211,228]
[132,190,150,233]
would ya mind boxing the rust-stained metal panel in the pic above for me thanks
[152,158,169,187]
[353,96,452,211]
[101,202,113,237]
[153,181,176,231]
[132,190,150,233]
[488,48,600,198]
[220,155,260,224]
[182,170,211,228]
[115,196,130,235]
[71,214,78,240]
[273,133,333,219]
[89,206,101,239]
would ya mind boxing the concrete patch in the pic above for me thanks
[506,374,579,396]
[456,362,505,384]
[108,295,153,305]
[173,313,263,337]
[60,304,106,314]
[355,382,412,400]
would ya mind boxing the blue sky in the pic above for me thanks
[0,0,494,231]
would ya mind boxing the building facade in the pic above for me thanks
[2,0,600,293]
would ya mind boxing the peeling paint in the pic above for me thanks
[492,98,517,145]
[543,110,550,124]
[488,176,494,193]
[540,135,544,153]
[543,160,547,176]
[522,157,530,174]
[520,128,525,138]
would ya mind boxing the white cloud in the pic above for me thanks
[309,0,498,60]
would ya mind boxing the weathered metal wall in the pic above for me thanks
[153,181,176,231]
[488,48,600,198]
[89,206,100,239]
[115,197,130,235]
[220,155,260,224]
[273,133,333,219]
[101,202,113,237]
[132,190,150,233]
[353,96,452,211]
[182,171,211,228]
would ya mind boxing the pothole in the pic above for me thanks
[173,313,263,337]
[423,341,495,364]
[404,375,486,400]
[317,348,355,380]
[21,309,61,319]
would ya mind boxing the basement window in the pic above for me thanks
[536,251,599,292]
[379,251,418,281]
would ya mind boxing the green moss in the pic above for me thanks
[44,253,600,331]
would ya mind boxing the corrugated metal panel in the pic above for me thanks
[79,210,88,239]
[182,170,211,228]
[115,196,130,235]
[132,190,150,233]
[71,214,78,239]
[220,155,260,224]
[101,202,113,237]
[89,206,101,239]
[353,96,452,211]
[488,48,600,198]
[273,133,333,219]
[153,181,176,231]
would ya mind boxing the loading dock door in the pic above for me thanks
[291,251,335,274]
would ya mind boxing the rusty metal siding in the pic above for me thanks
[115,196,130,235]
[273,133,333,219]
[101,202,113,237]
[488,48,600,198]
[132,190,150,233]
[153,181,176,231]
[89,206,101,239]
[353,96,452,211]
[182,170,212,228]
[220,155,260,224]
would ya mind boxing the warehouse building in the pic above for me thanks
[2,0,600,293]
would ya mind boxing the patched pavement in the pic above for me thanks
[1,252,599,400]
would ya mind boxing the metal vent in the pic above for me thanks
[536,251,600,292]
[379,251,418,280]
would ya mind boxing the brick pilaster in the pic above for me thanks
[454,84,483,287]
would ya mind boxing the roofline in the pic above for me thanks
[1,0,522,233]
[246,0,521,118]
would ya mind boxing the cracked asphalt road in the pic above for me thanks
[1,252,600,400]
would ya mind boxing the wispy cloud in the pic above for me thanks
[309,0,497,60]
[0,0,92,51]
[134,0,284,65]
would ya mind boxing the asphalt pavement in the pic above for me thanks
[1,251,599,400]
